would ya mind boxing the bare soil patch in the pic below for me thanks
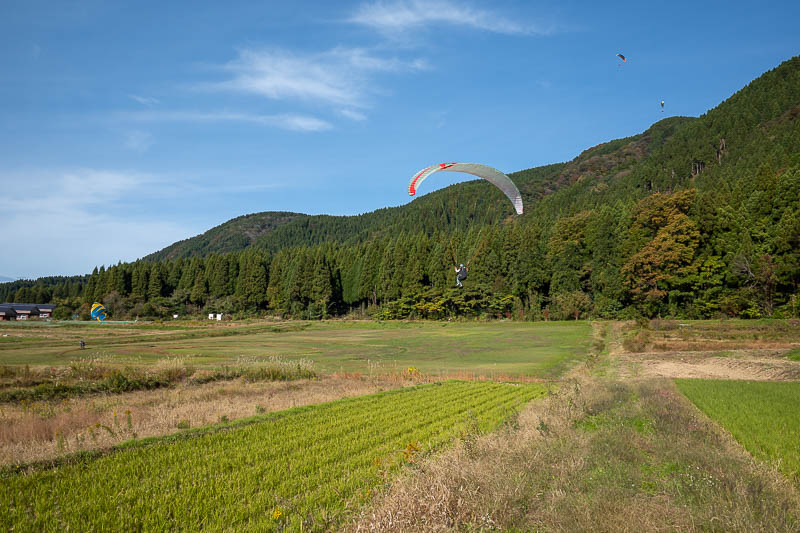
[608,320,800,381]
[619,350,800,380]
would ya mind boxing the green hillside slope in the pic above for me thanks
[144,116,693,259]
[144,211,307,261]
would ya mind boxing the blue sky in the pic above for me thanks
[1,0,798,279]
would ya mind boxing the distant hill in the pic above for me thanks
[144,116,694,260]
[0,275,16,283]
[144,211,307,261]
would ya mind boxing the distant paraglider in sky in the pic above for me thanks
[90,302,107,322]
[616,53,626,66]
[408,163,523,215]
[661,100,665,112]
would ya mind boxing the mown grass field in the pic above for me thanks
[675,379,800,482]
[0,381,547,532]
[0,319,592,377]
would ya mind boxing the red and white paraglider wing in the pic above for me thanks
[408,162,523,215]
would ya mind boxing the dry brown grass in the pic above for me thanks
[0,376,403,466]
[609,319,800,381]
[626,319,800,354]
[0,362,547,467]
[348,369,800,532]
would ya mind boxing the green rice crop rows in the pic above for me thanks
[675,379,800,482]
[1,381,547,532]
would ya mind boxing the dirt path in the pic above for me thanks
[620,351,800,380]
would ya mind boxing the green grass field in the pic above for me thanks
[0,320,592,377]
[0,381,547,531]
[675,379,800,482]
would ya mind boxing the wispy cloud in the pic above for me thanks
[349,0,554,35]
[120,109,332,132]
[0,169,151,214]
[0,169,190,276]
[339,108,368,122]
[209,46,428,112]
[124,130,154,152]
[129,94,160,107]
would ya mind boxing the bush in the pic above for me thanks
[622,329,650,353]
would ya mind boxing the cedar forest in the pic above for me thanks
[3,57,800,321]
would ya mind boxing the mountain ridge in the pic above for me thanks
[144,116,695,261]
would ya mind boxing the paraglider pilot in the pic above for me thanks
[454,264,468,288]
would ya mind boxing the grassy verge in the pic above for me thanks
[0,356,317,402]
[675,379,800,482]
[0,380,547,532]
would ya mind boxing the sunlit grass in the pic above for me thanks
[676,379,800,482]
[0,320,592,377]
[0,381,547,531]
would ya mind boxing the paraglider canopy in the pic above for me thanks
[90,302,107,322]
[616,53,626,62]
[408,162,523,215]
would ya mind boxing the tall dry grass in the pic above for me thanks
[0,376,400,466]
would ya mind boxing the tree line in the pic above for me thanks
[4,166,799,321]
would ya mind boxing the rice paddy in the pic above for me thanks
[0,381,546,531]
[675,379,800,482]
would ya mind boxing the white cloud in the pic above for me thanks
[121,109,333,132]
[349,0,553,35]
[0,169,148,214]
[277,114,334,132]
[340,108,368,121]
[0,169,190,278]
[211,47,428,110]
[129,94,160,107]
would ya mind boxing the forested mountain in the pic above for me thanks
[143,117,692,259]
[144,211,307,261]
[4,56,799,321]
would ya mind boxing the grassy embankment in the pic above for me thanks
[0,381,547,531]
[787,347,800,361]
